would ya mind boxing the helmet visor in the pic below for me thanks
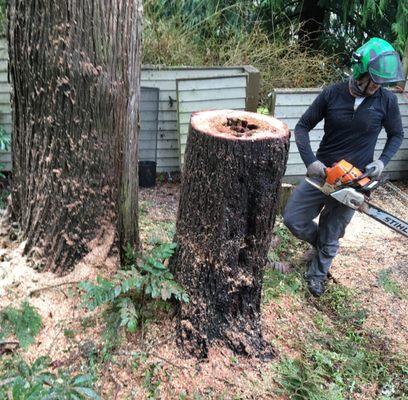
[368,51,404,84]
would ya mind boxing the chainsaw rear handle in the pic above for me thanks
[324,161,378,190]
[363,165,376,178]
[344,166,375,185]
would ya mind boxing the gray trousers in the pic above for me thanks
[283,180,355,280]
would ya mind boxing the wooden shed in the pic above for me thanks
[140,66,259,171]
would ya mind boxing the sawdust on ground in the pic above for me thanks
[0,181,407,399]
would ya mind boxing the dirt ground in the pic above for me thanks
[0,180,407,399]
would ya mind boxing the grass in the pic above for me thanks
[377,269,407,300]
[299,286,404,397]
[274,357,332,400]
[274,289,408,399]
[263,218,308,303]
[267,218,308,264]
[263,222,408,400]
[317,285,367,328]
[263,268,303,303]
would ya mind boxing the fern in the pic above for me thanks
[275,358,329,400]
[0,301,42,348]
[122,242,138,270]
[79,242,189,335]
[0,355,99,400]
[117,297,138,333]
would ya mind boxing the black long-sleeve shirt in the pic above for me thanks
[294,81,404,170]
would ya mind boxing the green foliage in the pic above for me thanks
[263,219,310,302]
[143,0,342,103]
[79,242,189,336]
[122,242,138,270]
[311,331,408,398]
[275,357,330,400]
[318,285,367,328]
[263,269,303,303]
[0,301,42,348]
[144,0,407,88]
[142,362,167,400]
[0,127,9,151]
[261,0,406,55]
[276,331,407,400]
[377,269,407,299]
[0,127,10,177]
[0,356,99,400]
[268,221,304,263]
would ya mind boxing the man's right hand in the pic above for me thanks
[307,160,326,180]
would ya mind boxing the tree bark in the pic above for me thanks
[171,110,290,358]
[8,0,142,273]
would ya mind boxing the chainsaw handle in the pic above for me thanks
[362,165,376,179]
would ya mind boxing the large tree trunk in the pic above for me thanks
[8,1,142,273]
[171,110,290,358]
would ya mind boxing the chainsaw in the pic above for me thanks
[305,159,408,238]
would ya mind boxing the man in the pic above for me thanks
[283,37,405,296]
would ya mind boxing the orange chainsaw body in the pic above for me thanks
[325,159,371,188]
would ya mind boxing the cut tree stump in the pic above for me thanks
[278,183,294,215]
[170,109,290,358]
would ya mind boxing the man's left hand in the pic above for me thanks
[365,159,384,178]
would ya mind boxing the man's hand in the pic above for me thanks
[365,159,384,178]
[307,160,326,180]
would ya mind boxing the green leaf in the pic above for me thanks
[0,301,42,349]
[12,376,28,399]
[73,387,100,399]
[140,262,162,275]
[31,356,50,373]
[25,384,47,400]
[181,293,190,303]
[68,394,83,400]
[72,374,93,386]
[127,319,137,333]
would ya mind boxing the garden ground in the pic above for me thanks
[0,181,407,399]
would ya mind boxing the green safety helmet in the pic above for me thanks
[351,37,404,84]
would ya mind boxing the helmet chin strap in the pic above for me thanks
[349,76,368,97]
[360,78,371,95]
[349,75,378,97]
